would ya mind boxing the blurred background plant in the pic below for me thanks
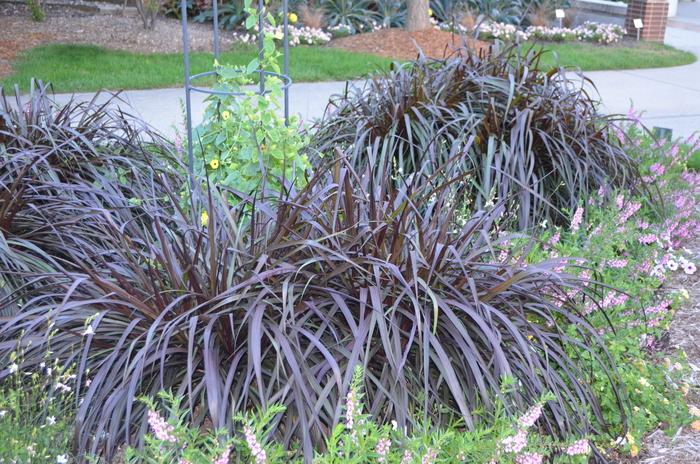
[25,0,46,22]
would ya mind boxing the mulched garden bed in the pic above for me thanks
[0,4,231,78]
[329,28,490,60]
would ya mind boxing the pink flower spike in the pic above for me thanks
[213,447,232,464]
[501,429,528,453]
[375,438,391,463]
[565,439,591,456]
[147,410,177,443]
[518,405,542,428]
[570,207,584,232]
[515,452,543,464]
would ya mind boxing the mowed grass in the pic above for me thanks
[532,40,696,71]
[1,44,395,93]
[1,40,695,93]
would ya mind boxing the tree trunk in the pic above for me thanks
[405,0,431,31]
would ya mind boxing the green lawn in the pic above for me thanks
[533,41,696,71]
[1,44,394,93]
[1,40,695,93]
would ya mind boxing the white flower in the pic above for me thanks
[56,455,69,464]
[666,260,679,271]
[55,382,71,393]
[8,363,18,374]
[46,416,56,426]
[83,325,95,336]
[0,410,6,418]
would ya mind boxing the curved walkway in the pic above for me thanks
[583,27,700,137]
[45,27,700,138]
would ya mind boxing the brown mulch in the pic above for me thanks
[0,4,232,78]
[639,235,700,462]
[329,28,489,60]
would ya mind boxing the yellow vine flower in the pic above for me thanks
[222,110,231,121]
[210,159,220,170]
[201,211,209,227]
[288,12,298,24]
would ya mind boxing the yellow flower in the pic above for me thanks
[288,12,298,24]
[630,444,639,457]
[209,159,220,170]
[428,8,433,16]
[638,377,650,387]
[222,110,230,121]
[626,433,635,445]
[200,211,209,227]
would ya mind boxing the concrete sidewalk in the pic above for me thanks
[46,27,700,138]
[582,27,700,137]
[49,80,350,136]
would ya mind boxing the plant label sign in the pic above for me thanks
[555,9,566,19]
[633,18,644,29]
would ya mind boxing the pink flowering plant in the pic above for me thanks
[128,371,595,464]
[511,123,699,456]
[125,391,285,464]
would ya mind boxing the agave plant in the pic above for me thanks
[2,84,626,461]
[307,45,649,229]
[321,0,378,32]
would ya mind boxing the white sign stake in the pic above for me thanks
[633,18,643,41]
[555,9,565,28]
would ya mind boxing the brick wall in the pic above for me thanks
[625,0,669,42]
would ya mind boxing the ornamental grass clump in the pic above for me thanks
[1,92,626,461]
[307,45,648,229]
[0,82,182,317]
